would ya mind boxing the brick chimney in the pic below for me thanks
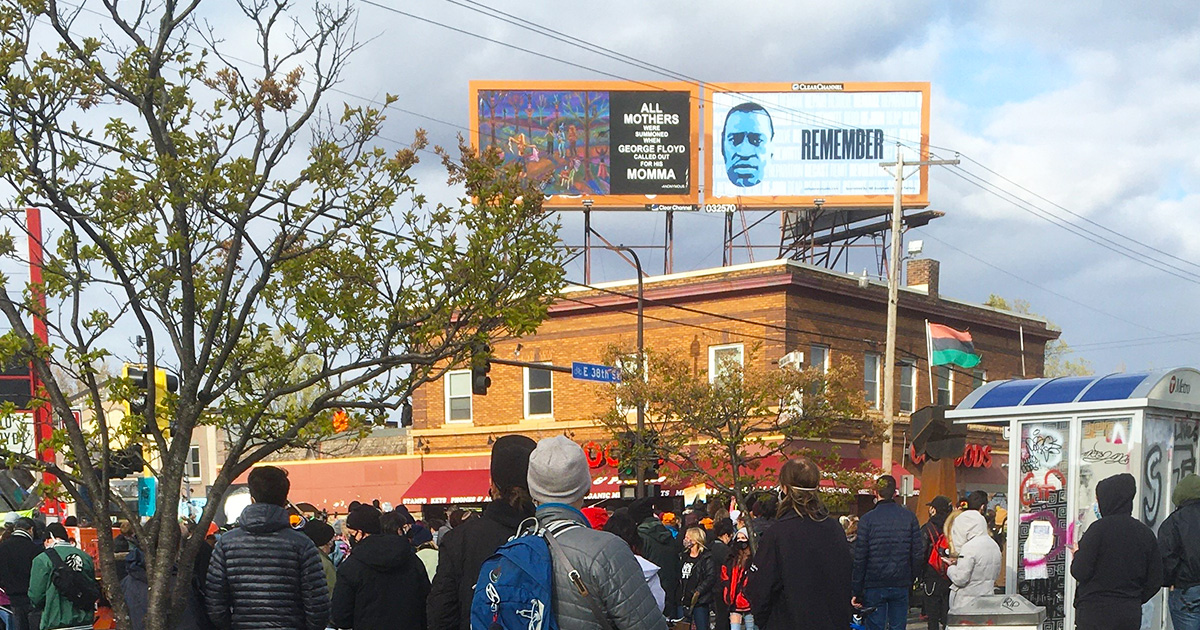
[907,258,939,299]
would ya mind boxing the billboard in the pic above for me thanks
[706,82,930,208]
[471,81,700,208]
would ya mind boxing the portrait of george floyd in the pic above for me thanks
[720,102,774,188]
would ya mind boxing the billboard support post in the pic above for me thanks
[880,149,959,473]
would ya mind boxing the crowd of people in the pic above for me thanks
[0,440,1194,630]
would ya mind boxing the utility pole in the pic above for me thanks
[610,246,646,498]
[880,145,959,473]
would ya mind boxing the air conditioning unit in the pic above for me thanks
[779,350,804,371]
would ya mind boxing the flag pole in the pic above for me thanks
[1019,325,1027,377]
[926,320,935,402]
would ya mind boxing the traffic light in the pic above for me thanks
[616,431,637,481]
[471,343,492,396]
[123,363,180,437]
[645,430,662,479]
[103,443,145,479]
[332,410,349,433]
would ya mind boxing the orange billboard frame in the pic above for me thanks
[704,82,931,209]
[470,80,701,210]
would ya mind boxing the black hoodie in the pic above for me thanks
[331,533,430,630]
[1071,473,1162,610]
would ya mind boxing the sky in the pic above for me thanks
[12,0,1200,377]
[329,0,1199,375]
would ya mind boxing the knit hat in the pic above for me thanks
[527,436,592,506]
[303,519,335,547]
[409,523,434,547]
[346,505,382,534]
[1173,473,1200,507]
[491,435,537,492]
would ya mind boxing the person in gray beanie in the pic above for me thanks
[527,436,666,630]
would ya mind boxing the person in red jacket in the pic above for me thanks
[722,538,755,630]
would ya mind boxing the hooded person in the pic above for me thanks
[945,510,1001,611]
[1071,473,1163,630]
[330,505,429,630]
[631,496,683,617]
[1158,473,1200,630]
[525,436,664,629]
[427,434,539,630]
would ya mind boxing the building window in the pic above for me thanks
[972,369,987,390]
[187,445,202,479]
[936,366,952,406]
[709,343,744,383]
[525,366,553,417]
[445,369,473,423]
[900,361,916,413]
[864,353,881,409]
[809,344,830,373]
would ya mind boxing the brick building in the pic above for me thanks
[261,258,1058,512]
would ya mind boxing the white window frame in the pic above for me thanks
[708,343,745,383]
[444,369,473,423]
[864,352,881,409]
[936,366,953,406]
[187,444,202,479]
[899,361,916,414]
[972,369,988,390]
[524,364,554,418]
[809,344,830,374]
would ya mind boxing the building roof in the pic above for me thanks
[950,367,1200,418]
[557,258,1056,336]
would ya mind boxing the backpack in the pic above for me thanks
[471,518,599,630]
[926,528,950,578]
[45,547,100,611]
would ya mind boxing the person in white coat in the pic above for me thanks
[945,510,1002,610]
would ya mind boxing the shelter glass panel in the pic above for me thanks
[1016,420,1070,630]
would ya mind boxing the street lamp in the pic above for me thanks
[610,245,646,499]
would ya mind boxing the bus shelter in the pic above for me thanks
[949,368,1200,630]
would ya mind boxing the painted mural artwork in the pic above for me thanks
[478,90,612,195]
[1018,421,1070,630]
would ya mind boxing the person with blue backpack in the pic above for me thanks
[430,435,538,630]
[471,436,665,630]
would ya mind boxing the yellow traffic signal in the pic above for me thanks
[122,363,180,438]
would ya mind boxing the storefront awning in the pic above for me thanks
[401,469,491,506]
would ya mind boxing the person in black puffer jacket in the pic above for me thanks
[427,435,538,630]
[206,466,329,630]
[331,506,430,630]
[852,475,923,630]
[1072,473,1162,630]
[1160,473,1200,630]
